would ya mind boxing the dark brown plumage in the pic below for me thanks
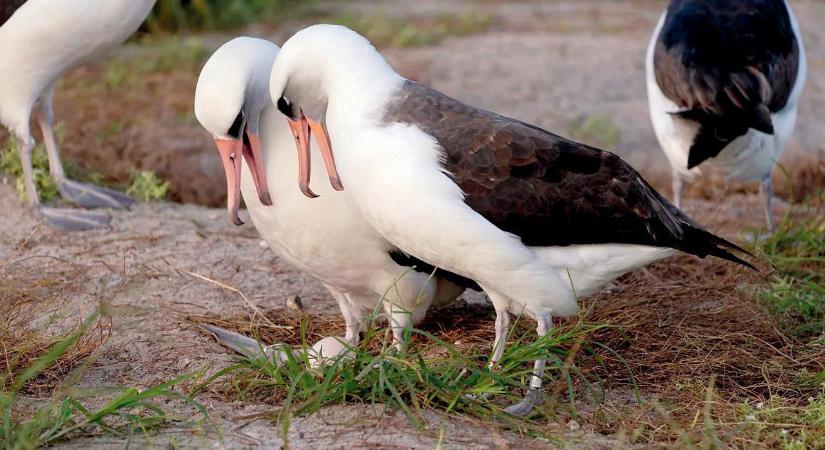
[0,0,27,28]
[653,0,800,168]
[383,80,753,269]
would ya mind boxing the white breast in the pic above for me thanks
[240,106,409,299]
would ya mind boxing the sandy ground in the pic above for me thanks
[0,184,619,449]
[2,0,824,448]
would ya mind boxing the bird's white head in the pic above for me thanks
[194,37,279,225]
[269,25,402,198]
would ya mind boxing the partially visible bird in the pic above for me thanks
[194,37,466,354]
[0,0,156,230]
[646,0,806,231]
[267,24,755,415]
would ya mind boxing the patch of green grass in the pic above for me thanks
[126,171,171,202]
[0,312,207,449]
[734,392,825,450]
[759,214,825,338]
[0,137,111,203]
[328,12,493,48]
[0,138,59,203]
[568,114,620,149]
[198,309,615,437]
[144,0,310,32]
[104,61,129,90]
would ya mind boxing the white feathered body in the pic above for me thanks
[241,104,459,322]
[320,70,675,319]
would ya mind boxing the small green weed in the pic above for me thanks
[0,138,59,203]
[127,171,171,202]
[759,214,825,338]
[734,392,825,450]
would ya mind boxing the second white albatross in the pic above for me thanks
[267,25,755,415]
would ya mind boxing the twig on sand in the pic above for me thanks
[183,270,292,330]
[0,224,39,273]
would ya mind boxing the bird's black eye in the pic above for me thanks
[227,109,245,139]
[277,97,297,119]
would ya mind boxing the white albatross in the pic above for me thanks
[193,37,466,355]
[0,0,156,230]
[266,25,755,415]
[646,0,806,231]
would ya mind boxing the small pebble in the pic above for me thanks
[286,295,304,311]
[259,240,268,249]
[567,420,581,432]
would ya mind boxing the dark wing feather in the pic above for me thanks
[389,251,482,291]
[653,0,800,168]
[384,81,753,269]
[0,0,28,28]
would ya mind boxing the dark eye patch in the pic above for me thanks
[227,109,245,139]
[277,97,296,119]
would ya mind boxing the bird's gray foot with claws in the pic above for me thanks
[59,179,136,210]
[39,206,111,231]
[202,324,292,364]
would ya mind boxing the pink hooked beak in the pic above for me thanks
[285,112,344,198]
[214,129,272,226]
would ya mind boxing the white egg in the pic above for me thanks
[307,336,354,369]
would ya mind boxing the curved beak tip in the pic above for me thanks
[301,187,319,199]
[259,191,273,206]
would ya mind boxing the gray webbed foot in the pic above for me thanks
[59,179,136,210]
[503,390,541,416]
[39,206,111,231]
[201,324,292,364]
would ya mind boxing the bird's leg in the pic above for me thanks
[387,303,413,353]
[490,304,510,369]
[14,133,106,229]
[327,286,362,346]
[761,175,776,233]
[37,87,65,182]
[19,119,110,231]
[504,314,552,416]
[672,169,684,208]
[16,135,39,206]
[36,89,135,211]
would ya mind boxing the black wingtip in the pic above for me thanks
[713,247,758,272]
[688,227,758,272]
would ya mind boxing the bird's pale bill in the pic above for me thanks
[214,131,272,225]
[286,112,344,198]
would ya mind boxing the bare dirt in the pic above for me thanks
[2,0,824,448]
